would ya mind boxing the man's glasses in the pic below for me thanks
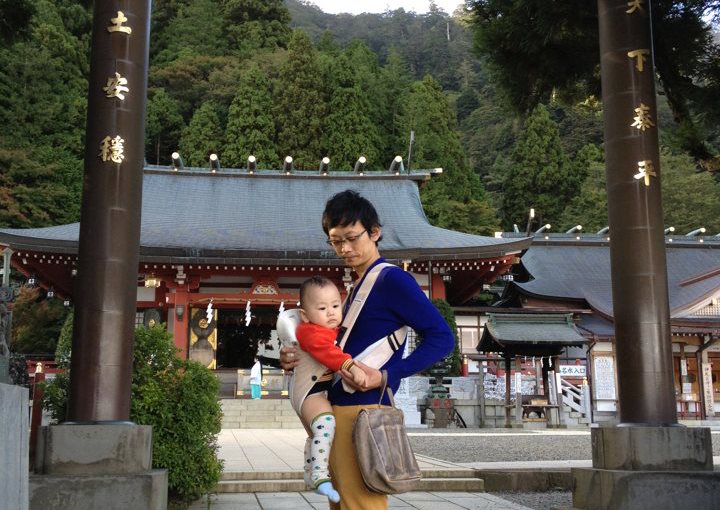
[326,230,367,249]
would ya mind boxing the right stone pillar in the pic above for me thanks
[571,1,720,508]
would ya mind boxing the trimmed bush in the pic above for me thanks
[431,298,462,376]
[43,322,223,506]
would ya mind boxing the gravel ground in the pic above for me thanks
[408,430,593,463]
[408,428,720,463]
[407,429,720,510]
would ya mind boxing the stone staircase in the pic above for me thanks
[215,467,485,493]
[562,410,591,427]
[221,398,303,429]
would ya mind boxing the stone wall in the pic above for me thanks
[0,382,29,510]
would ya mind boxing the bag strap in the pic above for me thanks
[334,263,407,393]
[336,262,394,351]
[377,370,396,408]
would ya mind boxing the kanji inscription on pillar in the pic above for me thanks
[633,160,656,186]
[625,0,644,14]
[627,49,650,72]
[103,72,129,100]
[99,135,125,163]
[631,103,655,131]
[107,11,132,34]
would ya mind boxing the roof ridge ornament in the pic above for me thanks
[319,157,330,175]
[283,156,293,174]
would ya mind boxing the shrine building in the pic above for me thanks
[495,231,720,422]
[0,162,531,385]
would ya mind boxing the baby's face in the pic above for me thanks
[301,284,343,329]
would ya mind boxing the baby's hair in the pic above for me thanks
[299,275,336,307]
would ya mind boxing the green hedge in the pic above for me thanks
[42,321,223,506]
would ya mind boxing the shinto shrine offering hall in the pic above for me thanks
[0,162,531,374]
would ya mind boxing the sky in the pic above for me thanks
[307,1,464,15]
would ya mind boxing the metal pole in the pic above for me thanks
[407,130,415,172]
[2,247,12,286]
[68,1,151,422]
[598,0,676,424]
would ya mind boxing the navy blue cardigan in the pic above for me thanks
[328,258,454,406]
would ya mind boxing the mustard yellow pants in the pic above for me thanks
[329,404,388,510]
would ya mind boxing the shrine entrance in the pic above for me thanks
[215,306,278,370]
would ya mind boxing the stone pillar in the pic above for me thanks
[570,2,720,507]
[30,2,168,508]
[69,0,151,423]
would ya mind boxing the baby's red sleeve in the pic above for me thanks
[296,323,351,372]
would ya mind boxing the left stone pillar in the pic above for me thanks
[30,2,167,508]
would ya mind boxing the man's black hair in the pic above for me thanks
[322,189,383,243]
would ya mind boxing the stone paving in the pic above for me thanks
[189,427,720,509]
[189,429,533,509]
[189,491,533,509]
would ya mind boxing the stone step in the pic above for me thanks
[216,479,307,493]
[215,476,484,493]
[222,408,298,416]
[222,471,302,481]
[221,421,302,429]
[221,469,482,482]
[220,398,303,428]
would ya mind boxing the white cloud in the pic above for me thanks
[306,1,463,15]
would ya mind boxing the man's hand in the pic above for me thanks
[279,344,299,373]
[340,360,382,392]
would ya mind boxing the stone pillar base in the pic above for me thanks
[30,424,167,510]
[571,467,720,510]
[570,426,718,510]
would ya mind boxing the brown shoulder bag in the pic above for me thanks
[352,370,422,494]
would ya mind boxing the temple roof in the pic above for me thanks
[0,167,531,264]
[509,236,720,319]
[477,313,587,356]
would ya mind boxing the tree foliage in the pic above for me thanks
[273,30,326,169]
[43,323,223,505]
[468,0,720,169]
[321,53,381,169]
[145,88,185,165]
[9,287,68,355]
[0,146,73,227]
[0,0,36,44]
[431,298,461,377]
[395,75,500,234]
[222,0,291,53]
[179,101,224,167]
[558,147,720,234]
[224,64,278,168]
[499,104,580,228]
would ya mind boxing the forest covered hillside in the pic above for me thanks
[0,0,718,236]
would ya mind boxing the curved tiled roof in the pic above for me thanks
[515,240,720,318]
[0,168,531,263]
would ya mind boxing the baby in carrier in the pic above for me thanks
[276,276,366,503]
